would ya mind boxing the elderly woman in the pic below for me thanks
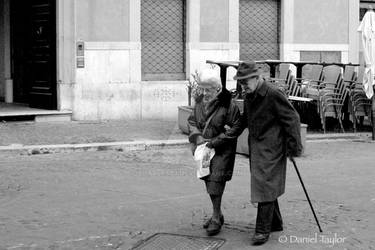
[188,68,242,236]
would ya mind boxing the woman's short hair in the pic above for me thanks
[198,68,222,89]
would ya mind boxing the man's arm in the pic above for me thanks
[206,102,245,149]
[273,90,303,157]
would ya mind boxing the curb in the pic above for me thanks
[0,134,374,155]
[0,139,190,155]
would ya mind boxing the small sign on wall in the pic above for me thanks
[77,57,84,68]
[77,41,84,56]
[77,41,85,68]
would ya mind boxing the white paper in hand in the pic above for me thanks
[194,143,215,179]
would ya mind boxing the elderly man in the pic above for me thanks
[233,62,303,245]
[188,68,242,236]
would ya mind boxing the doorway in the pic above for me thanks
[10,0,57,109]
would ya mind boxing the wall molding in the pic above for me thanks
[283,43,349,52]
[85,42,141,50]
[187,42,239,50]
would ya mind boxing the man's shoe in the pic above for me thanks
[203,214,224,229]
[252,232,270,245]
[206,220,222,236]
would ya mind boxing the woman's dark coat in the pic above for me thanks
[188,90,242,182]
[242,79,303,202]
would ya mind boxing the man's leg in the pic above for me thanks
[252,200,276,245]
[271,199,283,231]
[255,201,275,234]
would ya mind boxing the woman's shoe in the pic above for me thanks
[206,220,222,236]
[203,214,224,229]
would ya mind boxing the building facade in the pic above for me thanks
[0,0,363,120]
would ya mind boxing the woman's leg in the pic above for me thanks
[204,181,226,235]
[209,194,223,222]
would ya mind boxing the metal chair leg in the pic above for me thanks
[338,115,345,133]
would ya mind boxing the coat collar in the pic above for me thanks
[245,78,269,101]
[196,89,232,120]
[256,78,268,97]
[196,89,232,109]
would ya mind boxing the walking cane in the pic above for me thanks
[290,157,323,232]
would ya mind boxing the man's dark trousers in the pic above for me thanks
[255,199,283,233]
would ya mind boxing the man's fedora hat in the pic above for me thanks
[233,61,260,80]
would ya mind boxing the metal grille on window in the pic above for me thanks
[141,0,186,81]
[239,0,280,61]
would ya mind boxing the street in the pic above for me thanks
[0,140,375,249]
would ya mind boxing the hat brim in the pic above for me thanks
[233,71,260,80]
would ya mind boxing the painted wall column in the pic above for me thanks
[280,0,298,61]
[129,0,141,83]
[348,0,359,64]
[226,0,240,88]
[186,0,200,78]
[57,0,76,110]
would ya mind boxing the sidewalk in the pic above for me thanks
[0,119,373,154]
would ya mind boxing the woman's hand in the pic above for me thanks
[202,146,211,168]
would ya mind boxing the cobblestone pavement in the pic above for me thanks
[0,141,374,249]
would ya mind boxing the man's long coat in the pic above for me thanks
[242,80,303,202]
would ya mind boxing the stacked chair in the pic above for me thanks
[299,65,345,133]
[268,63,293,94]
[318,65,347,133]
[299,64,324,100]
[346,67,372,132]
[286,75,301,97]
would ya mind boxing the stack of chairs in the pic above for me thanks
[318,65,347,133]
[299,64,324,100]
[286,75,301,97]
[346,66,372,132]
[268,63,293,94]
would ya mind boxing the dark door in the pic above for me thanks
[29,0,57,109]
[11,0,57,109]
[11,0,31,103]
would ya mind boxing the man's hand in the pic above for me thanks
[196,136,205,145]
[191,144,197,156]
